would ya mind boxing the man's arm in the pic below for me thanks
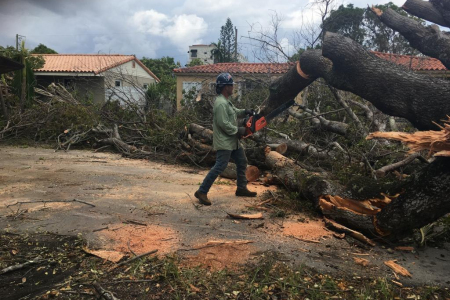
[216,103,238,135]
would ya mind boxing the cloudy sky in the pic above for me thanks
[0,0,403,65]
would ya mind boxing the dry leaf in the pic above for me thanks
[22,277,26,283]
[189,284,200,292]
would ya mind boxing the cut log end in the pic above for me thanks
[296,61,310,79]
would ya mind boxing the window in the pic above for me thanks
[190,49,197,58]
[143,84,149,90]
[132,61,136,68]
[115,80,122,87]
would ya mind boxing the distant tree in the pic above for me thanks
[140,56,180,79]
[210,40,224,63]
[187,58,204,67]
[322,4,366,45]
[219,18,237,62]
[30,43,58,54]
[140,56,180,110]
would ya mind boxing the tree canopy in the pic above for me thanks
[30,43,58,54]
[211,18,237,63]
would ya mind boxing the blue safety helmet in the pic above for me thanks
[216,72,234,94]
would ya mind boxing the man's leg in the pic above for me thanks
[232,147,257,197]
[196,150,231,205]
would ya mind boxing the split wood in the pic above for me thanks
[227,212,264,220]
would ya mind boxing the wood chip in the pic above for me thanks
[394,246,414,252]
[353,257,369,267]
[227,212,264,220]
[333,232,345,239]
[384,260,412,278]
[391,280,403,287]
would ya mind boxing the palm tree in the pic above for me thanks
[210,41,224,64]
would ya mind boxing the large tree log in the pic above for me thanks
[430,0,450,25]
[260,62,315,116]
[264,149,344,202]
[373,7,450,70]
[189,123,213,142]
[402,0,448,27]
[220,163,260,182]
[297,33,450,130]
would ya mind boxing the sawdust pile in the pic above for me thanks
[184,240,256,271]
[282,220,332,241]
[96,224,178,256]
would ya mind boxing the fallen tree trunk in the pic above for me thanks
[402,0,448,27]
[262,33,450,130]
[189,123,213,142]
[372,7,450,70]
[264,149,344,202]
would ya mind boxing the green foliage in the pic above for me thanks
[2,41,44,111]
[322,4,366,45]
[30,43,58,54]
[187,58,204,67]
[140,56,178,107]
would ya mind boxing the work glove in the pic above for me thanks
[244,109,255,116]
[237,126,247,139]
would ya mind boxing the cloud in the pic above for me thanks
[131,10,208,52]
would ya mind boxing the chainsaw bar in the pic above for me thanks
[264,99,296,122]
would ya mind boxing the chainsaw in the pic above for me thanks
[241,99,296,138]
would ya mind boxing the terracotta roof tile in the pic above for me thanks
[174,52,447,74]
[32,54,159,82]
[372,51,446,71]
[174,62,294,74]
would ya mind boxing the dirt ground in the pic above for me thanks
[0,146,449,288]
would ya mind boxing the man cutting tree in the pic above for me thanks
[194,73,257,205]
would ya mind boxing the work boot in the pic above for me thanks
[195,190,211,206]
[235,187,257,197]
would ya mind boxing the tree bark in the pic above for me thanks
[373,7,450,70]
[402,0,449,27]
[260,62,315,116]
[264,150,344,203]
[376,158,450,236]
[430,0,450,25]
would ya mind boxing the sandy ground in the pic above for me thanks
[0,146,449,286]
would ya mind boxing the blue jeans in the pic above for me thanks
[198,148,248,194]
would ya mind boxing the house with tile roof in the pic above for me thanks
[173,62,294,110]
[33,54,159,104]
[173,52,448,110]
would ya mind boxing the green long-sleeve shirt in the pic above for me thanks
[212,94,245,150]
